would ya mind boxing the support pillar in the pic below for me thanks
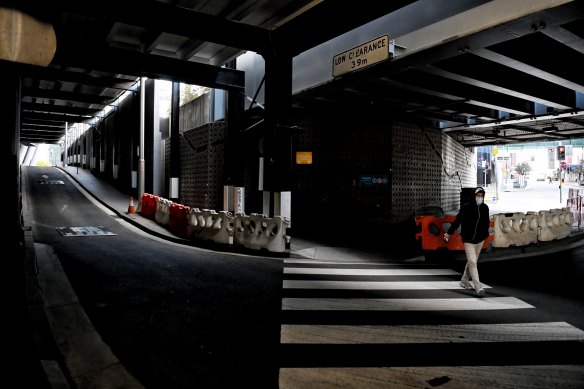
[64,122,68,166]
[261,53,293,221]
[22,145,35,165]
[169,81,180,201]
[223,84,245,214]
[138,77,146,198]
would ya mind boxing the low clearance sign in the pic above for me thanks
[333,35,389,78]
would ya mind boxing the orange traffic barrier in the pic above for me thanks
[139,193,158,219]
[127,196,135,214]
[415,215,493,251]
[168,203,191,238]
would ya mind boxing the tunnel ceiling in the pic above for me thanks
[8,0,584,148]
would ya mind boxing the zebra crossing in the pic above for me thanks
[279,258,584,388]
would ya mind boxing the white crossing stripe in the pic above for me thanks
[281,322,584,344]
[285,260,400,265]
[282,297,534,311]
[283,280,491,290]
[279,365,584,389]
[284,268,458,276]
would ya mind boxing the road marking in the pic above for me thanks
[284,268,458,276]
[285,260,406,265]
[281,322,584,343]
[56,226,117,236]
[279,365,584,389]
[283,280,491,289]
[282,297,534,311]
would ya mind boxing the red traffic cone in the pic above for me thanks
[128,196,135,214]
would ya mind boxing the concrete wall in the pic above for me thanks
[179,93,211,133]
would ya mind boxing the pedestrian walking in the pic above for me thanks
[443,187,490,297]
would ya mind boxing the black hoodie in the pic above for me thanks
[447,201,490,243]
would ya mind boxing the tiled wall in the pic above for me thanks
[392,122,476,218]
[179,122,225,210]
[177,108,476,221]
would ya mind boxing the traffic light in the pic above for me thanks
[557,145,566,160]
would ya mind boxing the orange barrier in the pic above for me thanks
[168,203,191,238]
[140,193,158,219]
[415,215,493,251]
[127,196,135,214]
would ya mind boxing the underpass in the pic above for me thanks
[24,166,283,389]
[23,165,584,388]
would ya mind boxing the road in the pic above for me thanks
[24,166,584,388]
[278,250,584,388]
[487,178,581,215]
[25,166,283,388]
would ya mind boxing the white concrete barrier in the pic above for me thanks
[492,212,538,248]
[198,210,234,245]
[538,208,573,241]
[187,208,205,236]
[154,197,172,226]
[234,213,291,253]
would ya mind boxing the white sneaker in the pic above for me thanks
[475,287,485,297]
[459,280,472,289]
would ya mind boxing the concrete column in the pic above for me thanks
[262,53,293,217]
[22,145,36,165]
[64,122,68,166]
[29,145,40,166]
[0,73,22,246]
[138,77,146,198]
[19,145,27,165]
[169,81,180,200]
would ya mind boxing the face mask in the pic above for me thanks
[476,196,484,205]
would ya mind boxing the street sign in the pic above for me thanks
[333,35,389,77]
[548,147,555,169]
[295,151,313,165]
[560,161,567,169]
[357,175,389,188]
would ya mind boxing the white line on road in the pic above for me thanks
[284,268,458,276]
[280,322,584,344]
[283,280,491,290]
[282,297,534,311]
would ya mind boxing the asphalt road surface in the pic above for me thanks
[25,166,283,388]
[24,166,584,388]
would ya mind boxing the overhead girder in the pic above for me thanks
[269,0,417,57]
[21,102,102,117]
[11,62,139,90]
[7,0,584,148]
[21,88,113,106]
[485,32,584,91]
[356,79,501,121]
[381,72,535,116]
[21,124,65,131]
[296,1,584,137]
[549,19,584,54]
[472,48,584,96]
[30,0,270,53]
[432,53,577,110]
[21,111,94,124]
[52,46,245,91]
